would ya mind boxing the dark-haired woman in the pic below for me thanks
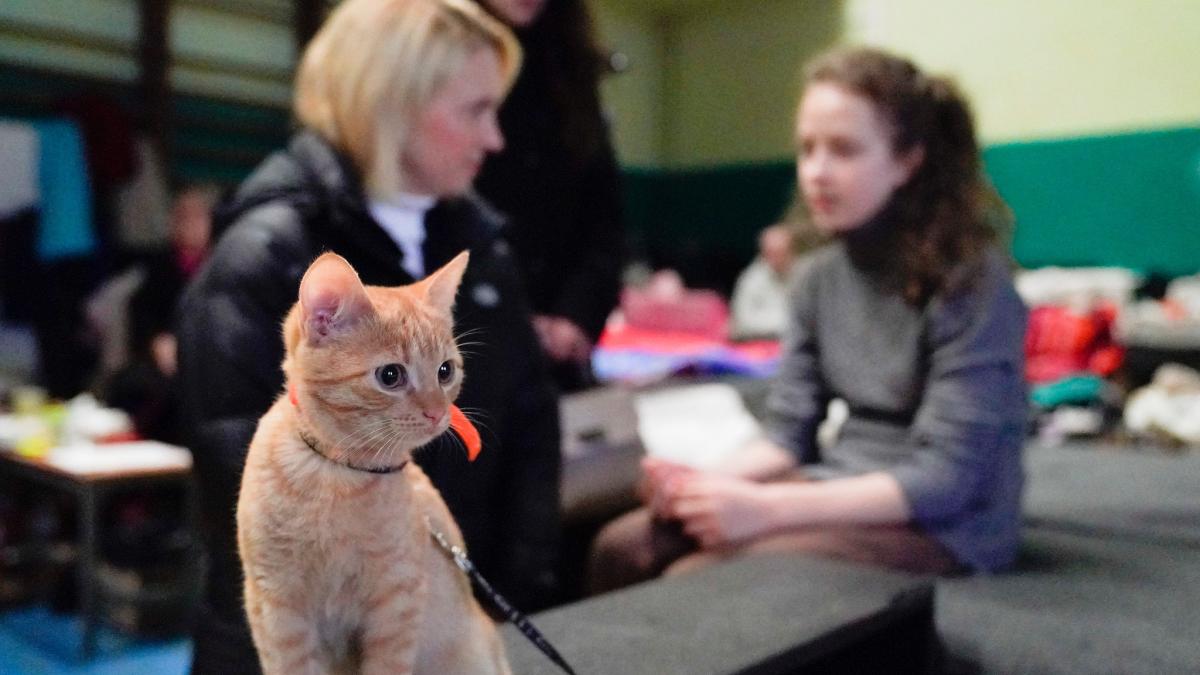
[474,0,625,391]
[589,47,1028,592]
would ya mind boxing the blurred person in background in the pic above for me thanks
[729,222,798,341]
[473,0,626,392]
[102,184,219,443]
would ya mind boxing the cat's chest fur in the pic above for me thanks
[238,400,431,612]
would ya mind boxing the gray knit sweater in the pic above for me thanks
[764,242,1028,572]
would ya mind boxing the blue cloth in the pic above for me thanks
[34,119,96,261]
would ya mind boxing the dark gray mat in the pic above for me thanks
[502,553,932,675]
[939,527,1200,674]
[1023,444,1200,546]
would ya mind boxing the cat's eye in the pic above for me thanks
[438,361,455,384]
[375,364,408,390]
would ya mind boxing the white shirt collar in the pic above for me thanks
[368,192,436,279]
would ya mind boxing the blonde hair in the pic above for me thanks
[294,0,520,196]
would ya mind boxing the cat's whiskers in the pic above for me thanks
[441,426,468,459]
[452,406,497,447]
[355,423,402,467]
[454,406,493,432]
[334,420,412,472]
[366,425,401,467]
[454,327,485,344]
[455,328,487,358]
[328,416,388,450]
[453,405,488,419]
[326,418,393,463]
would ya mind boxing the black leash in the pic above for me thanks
[426,517,577,675]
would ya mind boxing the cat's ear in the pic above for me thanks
[298,253,374,345]
[419,250,469,315]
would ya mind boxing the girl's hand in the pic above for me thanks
[664,474,779,549]
[639,457,696,517]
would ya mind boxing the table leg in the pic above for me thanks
[77,485,98,660]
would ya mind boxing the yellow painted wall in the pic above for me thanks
[593,0,842,168]
[592,2,666,167]
[593,0,1200,167]
[845,0,1200,144]
[660,0,841,167]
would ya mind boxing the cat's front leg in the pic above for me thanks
[245,589,323,675]
[359,576,425,675]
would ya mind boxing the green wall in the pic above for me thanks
[989,128,1200,277]
[623,162,796,291]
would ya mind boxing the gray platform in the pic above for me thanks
[938,443,1200,674]
[502,553,934,675]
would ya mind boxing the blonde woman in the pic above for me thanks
[178,1,563,670]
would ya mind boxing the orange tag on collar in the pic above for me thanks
[288,383,298,407]
[449,404,482,462]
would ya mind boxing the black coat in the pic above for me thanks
[474,31,625,344]
[178,132,562,673]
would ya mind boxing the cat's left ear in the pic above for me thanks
[419,250,470,315]
[298,252,374,345]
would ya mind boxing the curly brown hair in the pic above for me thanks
[800,47,1010,303]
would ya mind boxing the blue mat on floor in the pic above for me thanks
[0,605,189,674]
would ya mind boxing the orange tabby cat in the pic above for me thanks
[237,251,511,674]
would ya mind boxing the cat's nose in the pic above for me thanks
[422,410,442,424]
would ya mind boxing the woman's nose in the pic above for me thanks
[802,151,829,183]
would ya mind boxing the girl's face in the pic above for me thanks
[401,48,506,196]
[482,0,548,28]
[796,82,922,235]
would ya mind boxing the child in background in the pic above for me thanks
[729,223,798,341]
